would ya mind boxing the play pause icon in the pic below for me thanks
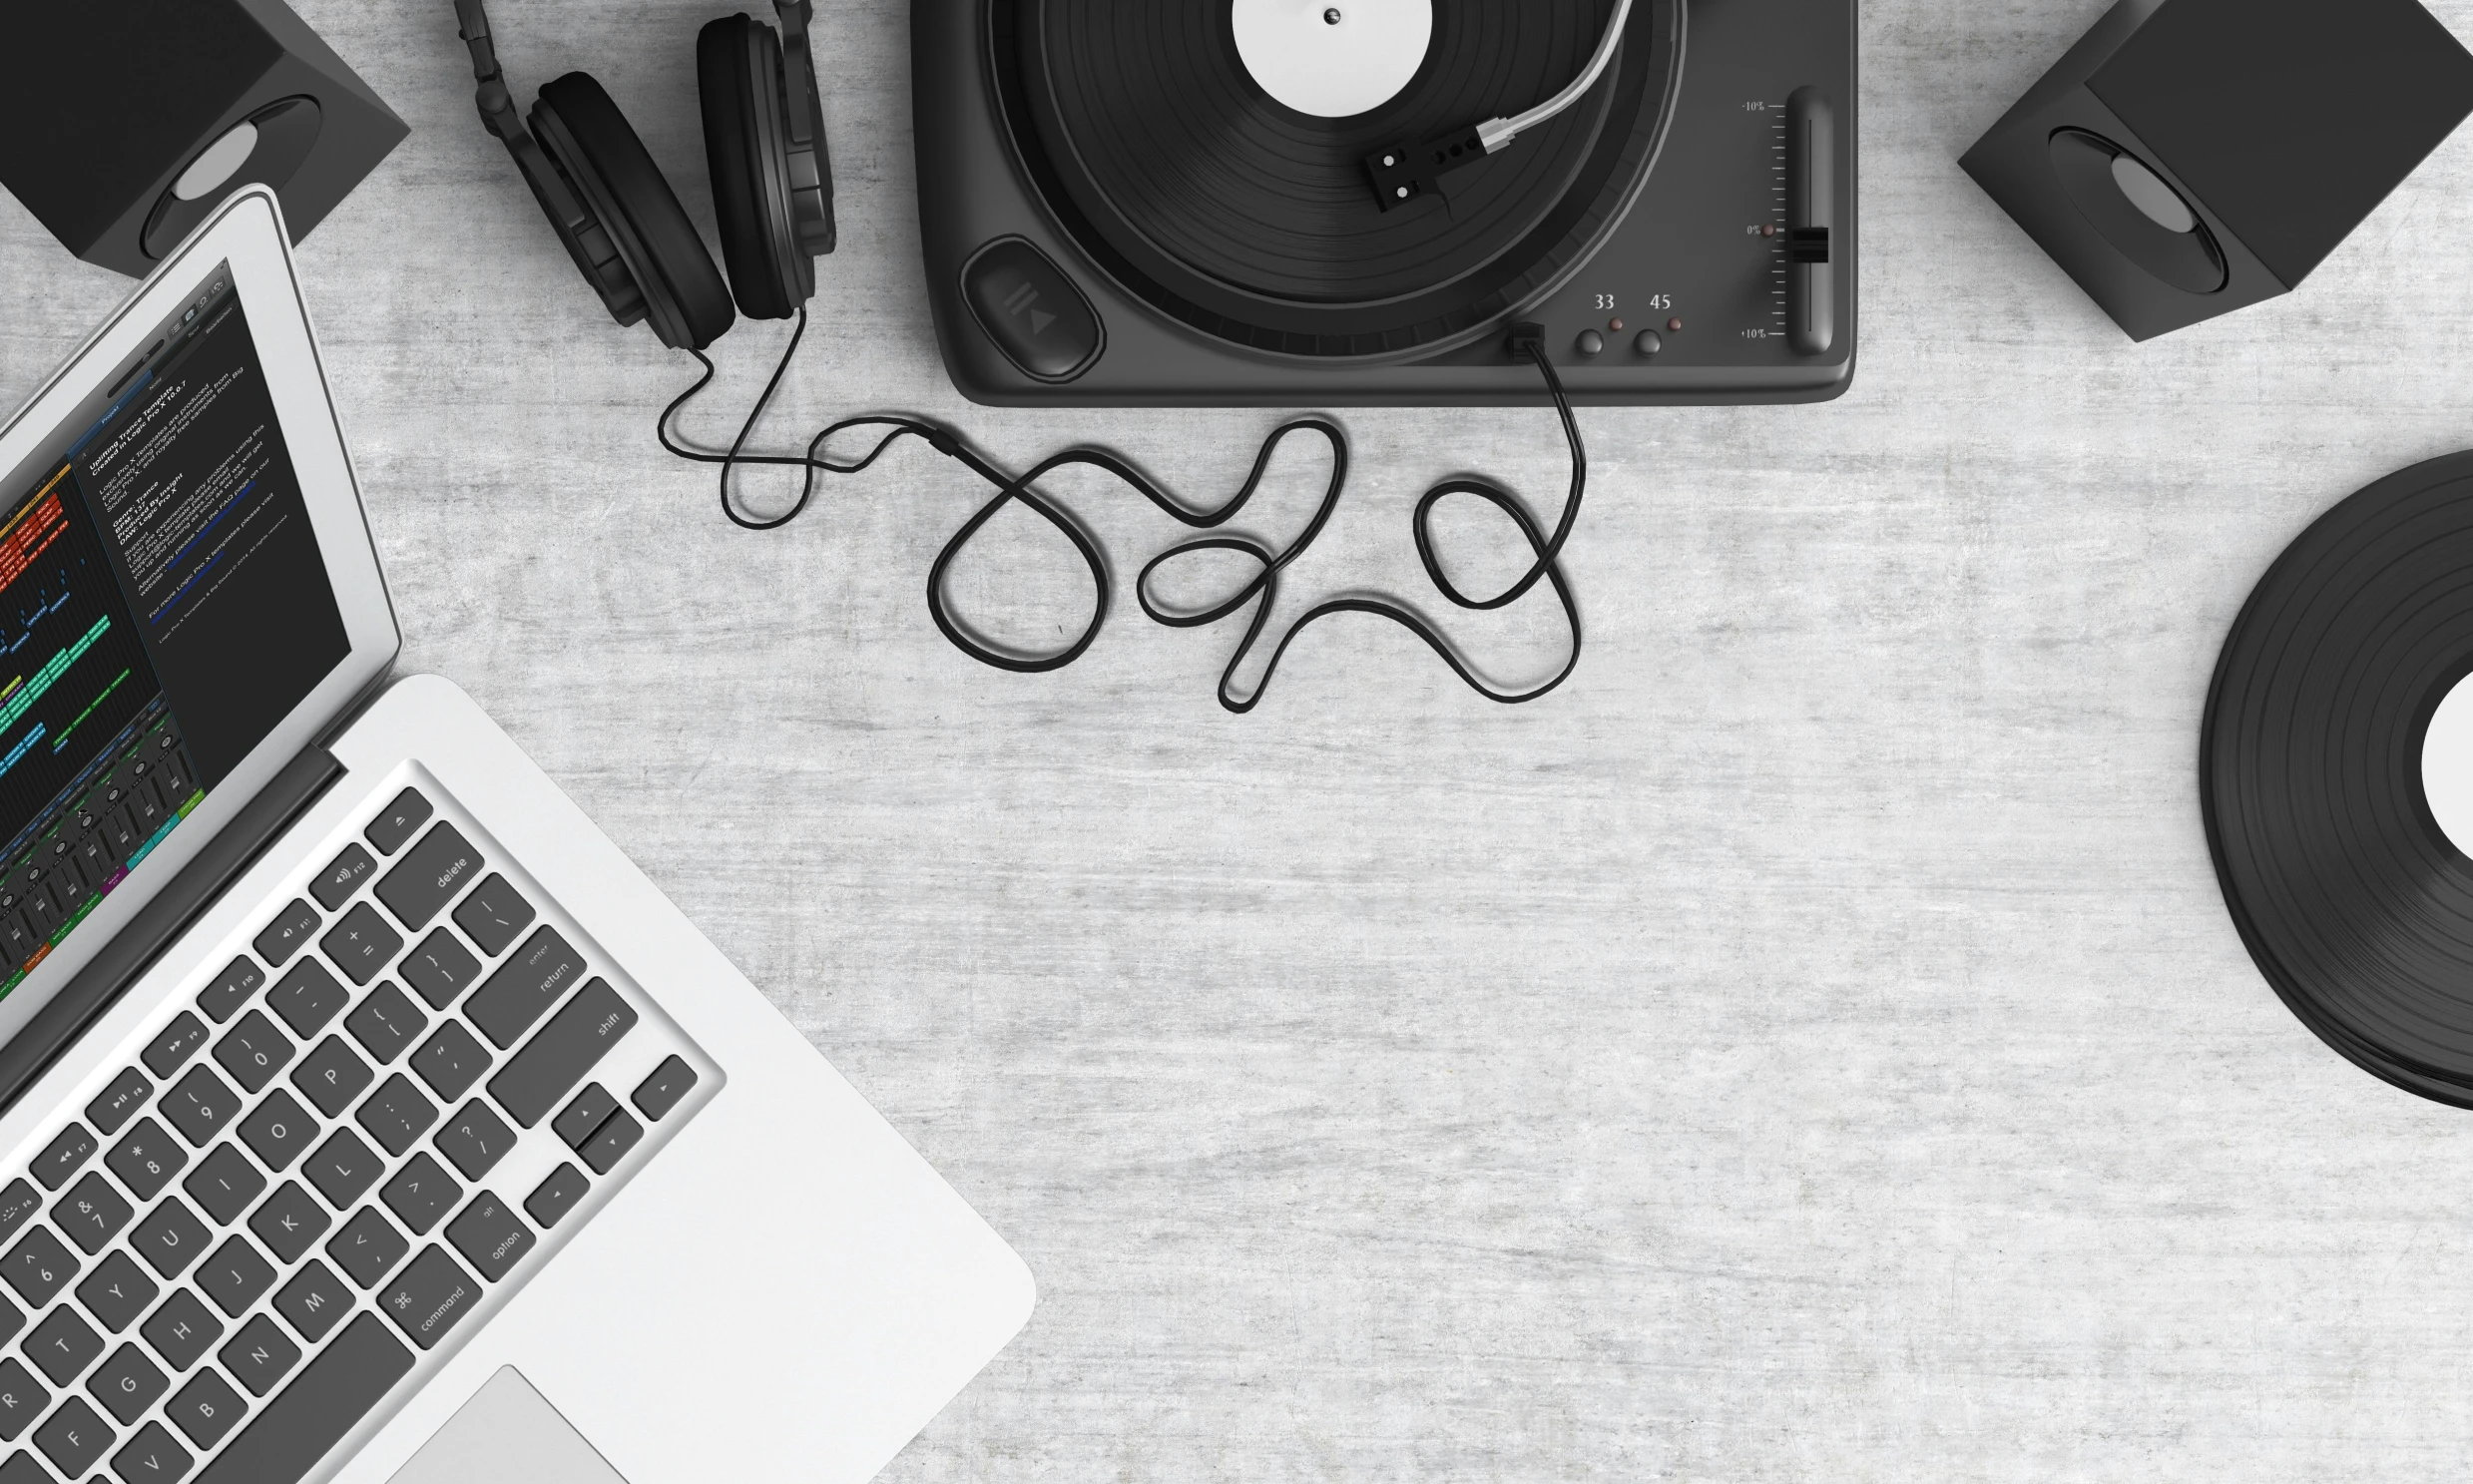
[1002,279,1055,336]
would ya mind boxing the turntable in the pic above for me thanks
[913,0,1857,406]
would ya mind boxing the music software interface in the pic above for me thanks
[0,267,348,995]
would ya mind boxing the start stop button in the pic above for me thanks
[960,238,1103,382]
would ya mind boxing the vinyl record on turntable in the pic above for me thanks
[2203,451,2473,1105]
[988,0,1685,359]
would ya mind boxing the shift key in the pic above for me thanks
[488,980,636,1128]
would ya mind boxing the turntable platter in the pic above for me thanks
[992,0,1684,359]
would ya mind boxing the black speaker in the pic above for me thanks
[0,0,407,278]
[1961,0,2473,340]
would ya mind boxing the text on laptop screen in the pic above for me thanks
[0,266,348,996]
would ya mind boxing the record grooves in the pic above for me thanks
[2203,452,2473,1106]
[987,0,1684,360]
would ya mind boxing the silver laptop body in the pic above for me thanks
[0,188,1031,1484]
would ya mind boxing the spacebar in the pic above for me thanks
[197,1312,415,1484]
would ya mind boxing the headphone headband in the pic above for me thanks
[451,0,648,327]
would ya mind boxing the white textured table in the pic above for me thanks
[11,1,2473,1478]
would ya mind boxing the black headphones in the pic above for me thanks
[451,0,835,350]
[445,1,1588,712]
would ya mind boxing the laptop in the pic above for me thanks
[0,187,1033,1484]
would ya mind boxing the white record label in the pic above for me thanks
[2425,669,2473,857]
[1231,0,1433,119]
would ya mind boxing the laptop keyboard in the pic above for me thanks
[0,774,717,1484]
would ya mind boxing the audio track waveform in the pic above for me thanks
[50,669,131,756]
[0,486,68,597]
[0,615,115,739]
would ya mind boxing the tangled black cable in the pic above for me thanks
[656,307,1586,711]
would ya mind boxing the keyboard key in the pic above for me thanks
[552,1085,617,1150]
[84,1070,152,1138]
[26,1306,103,1384]
[488,980,636,1128]
[195,957,265,1025]
[465,927,584,1050]
[353,1075,436,1157]
[245,1186,328,1265]
[216,1316,298,1398]
[632,1056,698,1121]
[325,1210,407,1290]
[111,1419,193,1484]
[192,1312,411,1484]
[522,1165,589,1230]
[75,1253,158,1333]
[288,1036,372,1118]
[166,1365,244,1451]
[396,929,480,1011]
[161,1067,240,1149]
[300,1129,380,1212]
[0,1357,45,1439]
[308,844,375,912]
[29,1127,93,1194]
[409,1021,488,1103]
[181,1147,263,1228]
[0,1185,39,1247]
[376,1245,478,1351]
[378,1154,458,1237]
[433,1101,513,1181]
[250,900,320,969]
[210,1012,292,1095]
[374,824,479,934]
[0,1294,21,1349]
[142,1014,210,1081]
[33,1394,110,1476]
[140,1290,221,1372]
[450,875,534,959]
[264,960,347,1040]
[443,1193,532,1282]
[127,1201,210,1282]
[54,1173,133,1254]
[364,788,432,856]
[316,904,401,989]
[341,983,422,1066]
[105,1120,187,1203]
[236,1092,312,1174]
[579,1109,642,1175]
[86,1342,166,1423]
[0,1229,76,1308]
[194,1237,272,1318]
[270,1260,347,1345]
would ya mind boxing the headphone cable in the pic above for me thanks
[655,306,1586,711]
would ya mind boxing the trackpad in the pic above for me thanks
[387,1366,629,1484]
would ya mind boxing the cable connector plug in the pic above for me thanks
[1506,322,1548,362]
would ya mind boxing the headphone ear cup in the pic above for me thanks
[698,14,809,320]
[531,72,738,351]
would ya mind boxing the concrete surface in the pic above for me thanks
[8,0,2473,1478]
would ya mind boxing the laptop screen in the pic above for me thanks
[0,264,348,999]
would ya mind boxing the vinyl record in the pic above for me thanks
[988,0,1684,359]
[2203,451,2473,1105]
